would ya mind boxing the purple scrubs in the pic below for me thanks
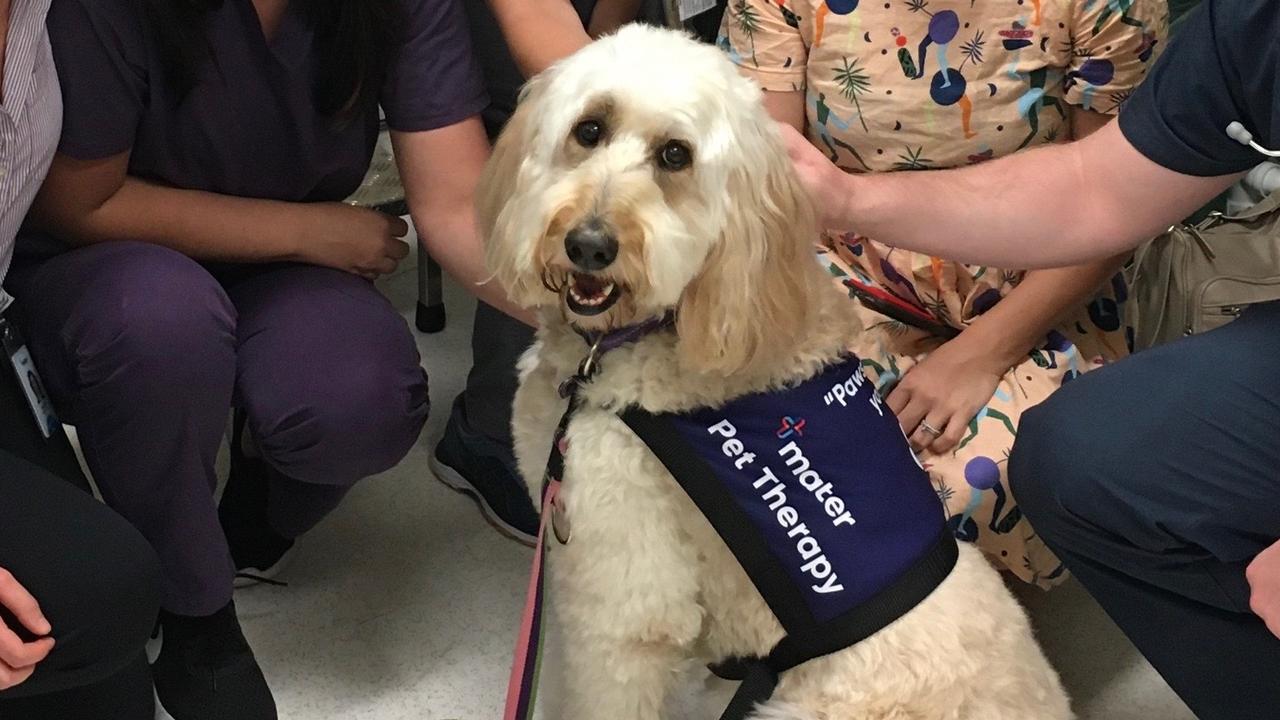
[6,0,487,615]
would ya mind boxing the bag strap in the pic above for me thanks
[1222,185,1280,222]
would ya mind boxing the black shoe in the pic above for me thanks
[220,412,294,587]
[153,603,277,720]
[430,399,539,545]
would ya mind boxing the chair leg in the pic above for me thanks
[415,246,446,334]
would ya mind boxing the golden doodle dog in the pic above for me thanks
[479,24,1071,720]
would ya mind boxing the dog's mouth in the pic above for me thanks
[565,272,621,316]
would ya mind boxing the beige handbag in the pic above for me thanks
[1127,188,1280,351]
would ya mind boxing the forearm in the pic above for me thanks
[488,0,591,77]
[412,206,535,325]
[835,122,1240,268]
[587,0,643,36]
[959,256,1126,368]
[843,142,1100,266]
[34,175,305,263]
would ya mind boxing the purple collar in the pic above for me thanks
[560,312,676,398]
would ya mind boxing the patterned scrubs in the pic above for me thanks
[722,0,1167,586]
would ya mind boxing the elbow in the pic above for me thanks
[408,205,469,261]
[29,188,124,249]
[27,204,96,248]
[32,209,113,248]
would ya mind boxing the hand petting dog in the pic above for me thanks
[777,123,851,233]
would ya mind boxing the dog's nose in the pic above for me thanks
[564,219,618,271]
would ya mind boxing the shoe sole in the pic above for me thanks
[155,690,177,720]
[233,545,297,589]
[429,453,538,548]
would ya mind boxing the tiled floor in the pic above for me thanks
[173,240,1196,719]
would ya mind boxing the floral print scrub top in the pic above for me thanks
[722,0,1167,587]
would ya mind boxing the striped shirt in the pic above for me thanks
[0,0,59,315]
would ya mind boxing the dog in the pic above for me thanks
[479,24,1072,720]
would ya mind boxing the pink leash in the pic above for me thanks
[502,314,675,719]
[503,479,558,720]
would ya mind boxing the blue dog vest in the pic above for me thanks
[620,355,957,718]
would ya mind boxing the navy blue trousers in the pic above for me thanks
[1012,301,1280,720]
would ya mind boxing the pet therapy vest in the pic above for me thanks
[621,356,958,718]
[503,328,958,720]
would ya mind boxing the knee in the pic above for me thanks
[71,244,235,381]
[256,355,429,484]
[1010,391,1121,535]
[49,512,160,683]
[1008,404,1064,527]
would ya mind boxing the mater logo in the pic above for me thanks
[776,416,806,440]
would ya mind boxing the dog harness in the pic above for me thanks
[504,319,958,720]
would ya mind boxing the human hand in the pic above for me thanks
[0,568,54,691]
[886,334,1008,455]
[296,203,411,280]
[1247,538,1280,639]
[777,122,854,231]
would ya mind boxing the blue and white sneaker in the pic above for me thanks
[430,400,539,546]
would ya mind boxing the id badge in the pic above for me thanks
[0,316,59,439]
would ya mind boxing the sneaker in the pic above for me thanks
[152,602,277,720]
[220,412,295,588]
[430,399,539,546]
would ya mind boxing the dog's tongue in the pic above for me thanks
[573,273,608,298]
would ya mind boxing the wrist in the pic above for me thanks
[837,171,870,233]
[279,203,317,263]
[954,321,1029,374]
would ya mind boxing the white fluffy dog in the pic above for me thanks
[479,24,1072,720]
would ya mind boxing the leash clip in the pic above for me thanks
[559,335,605,399]
[578,335,604,379]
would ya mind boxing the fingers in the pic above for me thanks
[385,237,411,261]
[885,382,911,418]
[894,395,928,443]
[909,411,949,453]
[928,413,968,455]
[386,215,410,238]
[890,384,921,435]
[1246,555,1280,639]
[1249,591,1280,638]
[0,626,53,671]
[0,570,50,637]
[0,661,37,691]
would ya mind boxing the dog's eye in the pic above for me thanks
[573,120,603,148]
[657,141,692,171]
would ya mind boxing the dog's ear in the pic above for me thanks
[676,119,825,376]
[478,74,551,305]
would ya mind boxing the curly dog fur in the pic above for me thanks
[479,25,1072,720]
